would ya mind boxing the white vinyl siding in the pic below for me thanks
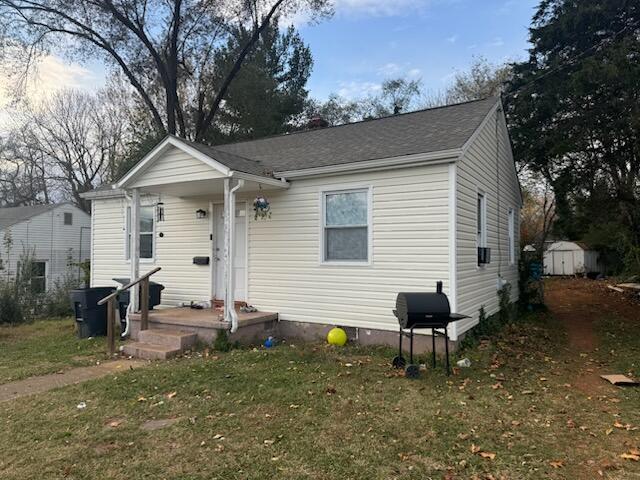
[128,145,225,189]
[245,163,452,332]
[90,195,212,305]
[0,204,91,290]
[456,107,522,337]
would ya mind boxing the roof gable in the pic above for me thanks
[0,204,74,230]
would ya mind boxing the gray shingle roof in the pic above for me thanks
[213,97,498,173]
[0,204,58,230]
[177,137,273,177]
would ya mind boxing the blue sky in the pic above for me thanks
[0,0,540,127]
[298,0,539,100]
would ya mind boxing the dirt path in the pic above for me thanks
[545,278,637,394]
[0,359,147,403]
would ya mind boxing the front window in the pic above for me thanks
[126,206,155,259]
[323,189,369,263]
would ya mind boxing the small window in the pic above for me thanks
[126,206,155,260]
[322,189,370,263]
[477,192,487,265]
[63,212,73,225]
[508,208,515,265]
[31,261,47,294]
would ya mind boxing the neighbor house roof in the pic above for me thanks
[0,204,58,230]
[214,96,499,174]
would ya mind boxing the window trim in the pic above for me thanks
[63,212,73,226]
[508,207,516,265]
[125,205,156,263]
[476,189,487,268]
[319,186,373,266]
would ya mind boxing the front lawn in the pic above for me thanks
[0,318,111,384]
[1,307,639,479]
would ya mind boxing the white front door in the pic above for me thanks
[213,203,247,302]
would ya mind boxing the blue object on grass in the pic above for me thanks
[264,336,275,348]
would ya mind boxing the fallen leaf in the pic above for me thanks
[107,420,122,428]
[620,453,640,461]
[470,444,481,454]
[479,451,496,460]
[166,391,177,399]
[550,460,564,468]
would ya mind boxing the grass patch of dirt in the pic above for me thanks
[0,318,112,384]
[0,298,639,479]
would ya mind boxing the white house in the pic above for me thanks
[0,203,91,292]
[83,97,522,355]
[543,241,601,276]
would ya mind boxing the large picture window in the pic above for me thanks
[322,189,370,263]
[126,206,155,260]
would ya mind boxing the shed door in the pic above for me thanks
[560,251,574,275]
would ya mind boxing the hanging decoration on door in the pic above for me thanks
[253,185,271,220]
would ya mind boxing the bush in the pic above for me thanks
[41,274,80,318]
[0,281,24,325]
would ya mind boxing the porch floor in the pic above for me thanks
[128,307,278,347]
[134,307,278,329]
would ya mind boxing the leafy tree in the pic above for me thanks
[447,57,512,103]
[206,21,313,143]
[505,0,640,273]
[0,0,332,140]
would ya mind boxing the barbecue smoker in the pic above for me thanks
[392,282,468,378]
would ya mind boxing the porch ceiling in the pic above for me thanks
[137,176,286,197]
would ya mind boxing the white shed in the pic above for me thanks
[543,241,600,276]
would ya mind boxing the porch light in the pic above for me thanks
[196,208,207,219]
[156,202,165,222]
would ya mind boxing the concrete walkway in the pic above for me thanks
[0,359,147,403]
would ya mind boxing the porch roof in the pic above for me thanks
[115,135,288,195]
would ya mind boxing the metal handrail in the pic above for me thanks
[99,266,161,354]
[97,266,161,305]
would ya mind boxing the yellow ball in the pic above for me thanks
[327,327,347,346]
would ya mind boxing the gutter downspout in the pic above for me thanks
[224,177,244,333]
[122,189,140,338]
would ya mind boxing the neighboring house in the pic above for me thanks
[543,241,602,276]
[83,97,522,348]
[0,204,91,292]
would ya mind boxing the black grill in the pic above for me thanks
[392,281,468,377]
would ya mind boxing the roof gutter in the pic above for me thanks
[274,148,462,179]
[80,185,125,200]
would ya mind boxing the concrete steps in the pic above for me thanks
[123,329,197,360]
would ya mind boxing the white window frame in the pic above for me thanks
[476,189,487,267]
[320,186,372,266]
[125,205,156,262]
[508,207,515,265]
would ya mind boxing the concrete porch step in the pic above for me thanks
[122,342,182,360]
[138,329,197,350]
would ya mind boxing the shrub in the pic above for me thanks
[42,273,80,318]
[0,281,24,325]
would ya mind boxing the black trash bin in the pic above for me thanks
[69,287,115,338]
[112,278,164,330]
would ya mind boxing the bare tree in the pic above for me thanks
[0,0,332,140]
[520,171,557,257]
[9,88,128,211]
[0,137,50,206]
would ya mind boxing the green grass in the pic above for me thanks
[0,312,639,479]
[0,318,112,384]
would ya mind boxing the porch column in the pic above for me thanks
[130,188,140,311]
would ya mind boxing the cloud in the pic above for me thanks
[337,80,382,99]
[376,63,422,80]
[446,34,458,43]
[487,37,505,48]
[0,54,98,130]
[333,0,429,17]
[497,0,517,15]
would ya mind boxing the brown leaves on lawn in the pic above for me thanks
[620,448,640,461]
[549,460,564,468]
[470,444,496,460]
[166,391,177,399]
